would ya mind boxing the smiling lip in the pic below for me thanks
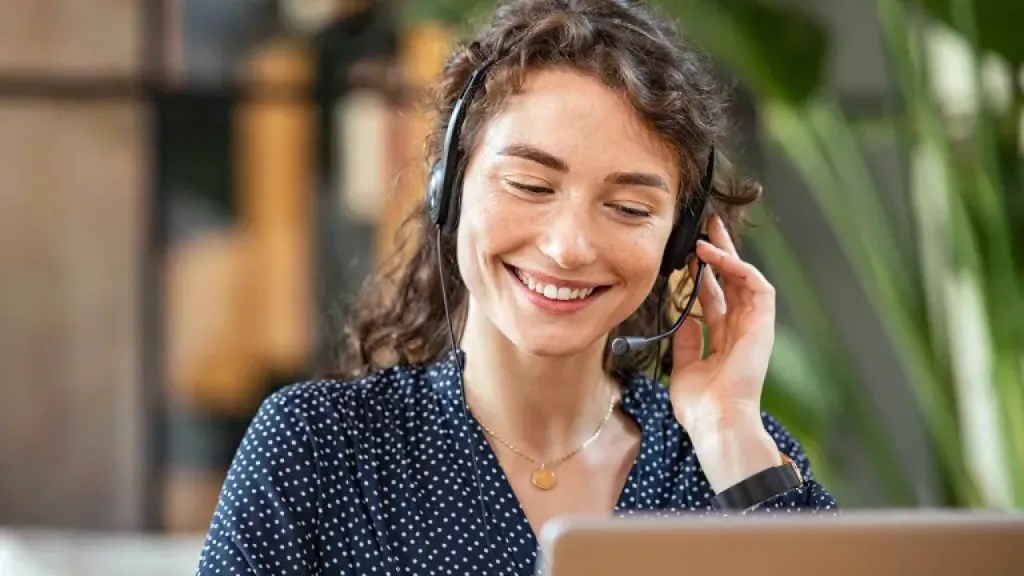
[504,264,609,314]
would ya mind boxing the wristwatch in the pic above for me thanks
[710,452,804,512]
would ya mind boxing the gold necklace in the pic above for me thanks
[473,392,618,491]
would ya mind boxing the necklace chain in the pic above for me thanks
[474,391,618,471]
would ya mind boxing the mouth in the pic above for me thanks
[504,263,611,303]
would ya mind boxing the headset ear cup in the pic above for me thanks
[444,166,465,234]
[659,208,703,277]
[659,222,685,277]
[660,147,715,276]
[427,160,447,227]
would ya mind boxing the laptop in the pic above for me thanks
[537,511,1024,576]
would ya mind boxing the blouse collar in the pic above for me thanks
[423,347,666,428]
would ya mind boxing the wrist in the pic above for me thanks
[677,404,763,435]
[686,413,781,494]
[674,397,769,435]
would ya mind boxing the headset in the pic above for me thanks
[428,56,714,530]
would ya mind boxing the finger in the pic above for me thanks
[708,214,739,258]
[687,256,725,326]
[707,215,743,305]
[671,315,704,369]
[704,215,737,305]
[695,239,775,305]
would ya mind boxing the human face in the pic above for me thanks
[456,67,680,357]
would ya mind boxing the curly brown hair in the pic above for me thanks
[340,0,761,379]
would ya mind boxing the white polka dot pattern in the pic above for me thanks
[196,350,837,574]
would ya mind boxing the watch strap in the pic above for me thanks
[709,452,803,511]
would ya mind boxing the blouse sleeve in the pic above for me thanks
[739,412,838,514]
[195,387,323,575]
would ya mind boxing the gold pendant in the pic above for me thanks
[531,468,557,490]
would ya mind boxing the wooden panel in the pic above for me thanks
[376,24,452,267]
[166,230,262,415]
[162,467,225,534]
[166,39,317,414]
[235,40,315,374]
[0,101,146,529]
[0,0,141,77]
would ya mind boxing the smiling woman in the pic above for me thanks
[196,1,837,574]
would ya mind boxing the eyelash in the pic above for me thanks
[506,181,653,219]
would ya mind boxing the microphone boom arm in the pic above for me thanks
[611,257,708,356]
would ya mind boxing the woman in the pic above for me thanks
[197,0,836,574]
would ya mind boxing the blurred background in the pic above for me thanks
[0,0,1021,573]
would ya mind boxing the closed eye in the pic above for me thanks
[613,205,652,219]
[506,180,553,194]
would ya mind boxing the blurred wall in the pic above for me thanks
[0,0,147,529]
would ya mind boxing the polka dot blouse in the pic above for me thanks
[196,350,837,575]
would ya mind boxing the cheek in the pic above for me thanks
[455,190,512,288]
[615,235,664,287]
[607,226,672,317]
[460,187,528,256]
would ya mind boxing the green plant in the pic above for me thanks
[662,0,1024,507]
[403,0,1024,507]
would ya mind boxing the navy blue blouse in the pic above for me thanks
[196,350,837,575]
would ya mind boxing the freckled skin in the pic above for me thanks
[457,67,680,358]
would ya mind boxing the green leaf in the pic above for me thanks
[659,0,828,103]
[764,326,835,426]
[917,0,1024,65]
[761,327,840,491]
[752,206,916,505]
[766,97,978,504]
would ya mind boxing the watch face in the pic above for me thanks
[781,453,803,484]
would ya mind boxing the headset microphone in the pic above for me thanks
[609,252,708,356]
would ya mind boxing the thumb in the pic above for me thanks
[672,316,704,369]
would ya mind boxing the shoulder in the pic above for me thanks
[619,372,675,424]
[253,362,433,439]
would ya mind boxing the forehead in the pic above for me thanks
[474,67,680,185]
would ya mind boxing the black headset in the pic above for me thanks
[426,58,715,281]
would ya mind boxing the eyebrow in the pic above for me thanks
[497,143,670,193]
[498,144,569,172]
[605,171,670,193]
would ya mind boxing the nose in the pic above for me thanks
[537,203,599,270]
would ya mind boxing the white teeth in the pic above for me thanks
[513,268,598,301]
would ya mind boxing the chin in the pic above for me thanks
[509,329,600,359]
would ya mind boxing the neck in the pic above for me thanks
[458,302,619,462]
